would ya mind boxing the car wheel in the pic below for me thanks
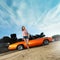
[17,45,24,50]
[43,40,49,45]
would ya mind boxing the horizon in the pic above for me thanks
[0,0,60,38]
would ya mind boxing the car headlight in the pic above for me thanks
[9,45,12,47]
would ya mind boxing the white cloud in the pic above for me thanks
[16,1,29,25]
[0,0,60,37]
[0,10,11,28]
[35,4,60,36]
[16,2,60,37]
[43,4,60,25]
[0,17,10,28]
[0,1,21,27]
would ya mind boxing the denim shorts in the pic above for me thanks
[23,36,28,39]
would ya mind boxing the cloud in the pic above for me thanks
[15,1,60,37]
[0,1,21,27]
[0,8,11,28]
[43,4,60,23]
[35,4,60,36]
[0,0,60,38]
[43,4,60,27]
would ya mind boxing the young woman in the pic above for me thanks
[22,26,29,49]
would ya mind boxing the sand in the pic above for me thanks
[0,41,60,60]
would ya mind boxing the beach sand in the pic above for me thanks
[0,41,60,60]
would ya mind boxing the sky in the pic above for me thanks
[0,0,60,38]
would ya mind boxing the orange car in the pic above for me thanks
[8,37,52,50]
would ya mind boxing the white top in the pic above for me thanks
[22,29,28,36]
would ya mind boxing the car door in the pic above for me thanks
[28,38,43,47]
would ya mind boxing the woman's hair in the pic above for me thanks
[22,26,25,31]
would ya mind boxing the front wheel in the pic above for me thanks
[17,45,24,50]
[43,40,49,45]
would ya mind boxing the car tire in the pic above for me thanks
[17,45,24,51]
[43,40,49,45]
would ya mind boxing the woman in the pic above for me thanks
[22,26,29,49]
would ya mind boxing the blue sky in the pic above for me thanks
[0,0,60,38]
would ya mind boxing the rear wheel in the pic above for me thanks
[17,45,24,50]
[43,40,49,45]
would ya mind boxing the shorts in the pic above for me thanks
[23,36,28,39]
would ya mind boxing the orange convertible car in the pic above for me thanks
[8,37,52,50]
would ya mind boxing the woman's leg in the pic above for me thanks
[23,38,29,49]
[26,39,29,49]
